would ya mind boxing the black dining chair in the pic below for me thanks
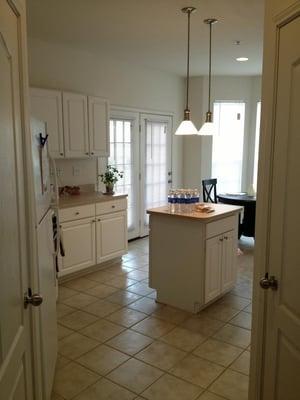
[202,178,218,203]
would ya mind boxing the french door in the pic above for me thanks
[140,114,172,236]
[109,110,172,239]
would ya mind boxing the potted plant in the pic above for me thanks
[98,165,123,195]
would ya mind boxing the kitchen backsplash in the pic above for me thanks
[55,157,107,190]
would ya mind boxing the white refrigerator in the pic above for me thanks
[31,117,58,400]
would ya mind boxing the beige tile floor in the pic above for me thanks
[52,236,253,400]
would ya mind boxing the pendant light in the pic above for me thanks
[198,18,218,135]
[175,7,198,135]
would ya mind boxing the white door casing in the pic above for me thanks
[37,210,57,400]
[250,1,300,399]
[0,0,34,398]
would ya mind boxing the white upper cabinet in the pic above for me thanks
[30,88,64,158]
[88,96,109,156]
[31,88,109,159]
[63,92,89,158]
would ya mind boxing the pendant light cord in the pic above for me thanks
[186,10,191,111]
[208,21,212,112]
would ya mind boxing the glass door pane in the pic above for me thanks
[109,116,139,239]
[140,114,172,235]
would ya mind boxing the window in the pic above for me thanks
[253,101,261,190]
[109,119,135,233]
[212,102,246,193]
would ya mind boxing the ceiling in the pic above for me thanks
[27,0,264,76]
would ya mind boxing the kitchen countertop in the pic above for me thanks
[59,191,128,209]
[147,203,243,223]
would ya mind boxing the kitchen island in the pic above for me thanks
[147,204,243,313]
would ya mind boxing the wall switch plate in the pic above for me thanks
[73,166,80,176]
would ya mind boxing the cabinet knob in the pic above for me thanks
[91,152,94,155]
[75,212,80,215]
[112,205,116,208]
[85,152,89,155]
[224,236,228,240]
[219,238,223,242]
[60,153,64,156]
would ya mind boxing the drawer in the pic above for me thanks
[206,215,237,239]
[59,204,95,222]
[96,198,127,215]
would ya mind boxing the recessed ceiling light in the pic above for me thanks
[236,57,249,62]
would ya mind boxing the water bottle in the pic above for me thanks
[186,190,192,213]
[168,190,172,211]
[192,189,200,211]
[178,190,185,213]
[174,190,179,213]
[169,190,176,213]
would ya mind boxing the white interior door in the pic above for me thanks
[109,111,140,239]
[259,14,300,399]
[0,0,33,398]
[140,114,172,236]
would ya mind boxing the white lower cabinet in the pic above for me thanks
[59,217,96,276]
[96,211,127,263]
[59,200,127,277]
[205,235,223,303]
[205,230,236,304]
[221,230,236,292]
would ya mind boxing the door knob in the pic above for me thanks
[259,273,278,291]
[24,289,43,308]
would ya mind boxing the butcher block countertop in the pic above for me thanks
[147,203,243,223]
[59,191,127,209]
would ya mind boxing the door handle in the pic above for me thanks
[24,289,43,309]
[259,273,278,291]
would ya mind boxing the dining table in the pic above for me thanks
[217,193,256,238]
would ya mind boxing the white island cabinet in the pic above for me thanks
[147,204,242,313]
[58,195,127,278]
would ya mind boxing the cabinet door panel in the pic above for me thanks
[63,92,89,158]
[30,88,64,158]
[60,218,95,276]
[88,96,109,156]
[96,212,127,263]
[221,230,237,292]
[205,235,222,304]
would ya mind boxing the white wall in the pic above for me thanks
[28,38,185,187]
[183,75,262,194]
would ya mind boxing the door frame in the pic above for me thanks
[249,1,300,399]
[105,107,173,239]
[4,0,46,398]
[109,109,140,240]
[139,113,173,237]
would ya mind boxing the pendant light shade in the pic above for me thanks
[175,7,197,136]
[198,18,218,136]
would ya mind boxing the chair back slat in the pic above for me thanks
[202,178,218,203]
